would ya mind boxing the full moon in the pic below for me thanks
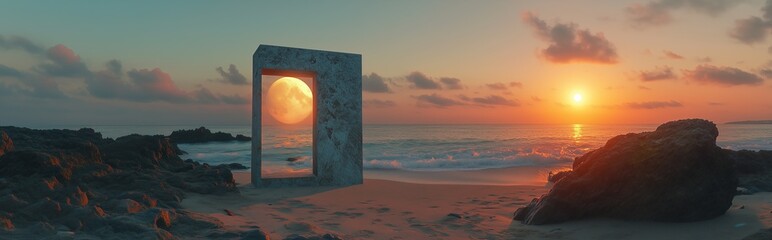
[266,77,313,124]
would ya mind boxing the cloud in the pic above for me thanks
[625,100,683,109]
[626,0,742,28]
[406,71,442,89]
[413,94,464,107]
[105,59,122,75]
[663,50,684,59]
[486,83,508,90]
[469,95,520,106]
[697,57,713,62]
[0,35,247,104]
[193,88,220,104]
[362,73,392,93]
[84,60,235,105]
[531,96,543,102]
[0,64,24,78]
[0,63,67,98]
[212,64,248,85]
[363,99,397,108]
[486,81,525,90]
[485,82,523,90]
[85,61,131,99]
[126,68,193,103]
[638,66,677,81]
[0,35,45,54]
[729,16,770,44]
[439,77,464,89]
[729,1,772,44]
[522,12,619,64]
[683,64,764,86]
[36,44,91,78]
[760,68,772,79]
[218,94,249,105]
[626,3,672,27]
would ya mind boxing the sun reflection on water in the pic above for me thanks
[572,124,583,142]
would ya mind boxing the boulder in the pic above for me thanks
[514,119,737,224]
[169,127,251,143]
[220,162,249,170]
[0,131,13,157]
[283,233,343,240]
[0,213,13,231]
[235,134,252,142]
[241,229,271,240]
[743,228,772,240]
[101,199,147,214]
[725,150,772,193]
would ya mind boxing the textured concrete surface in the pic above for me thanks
[252,45,362,187]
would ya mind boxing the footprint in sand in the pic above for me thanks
[284,199,316,208]
[407,217,448,237]
[284,221,320,233]
[375,207,390,213]
[332,211,364,218]
[354,229,375,238]
[322,222,341,228]
[308,209,327,214]
[276,207,293,213]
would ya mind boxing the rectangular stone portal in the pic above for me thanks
[252,45,362,187]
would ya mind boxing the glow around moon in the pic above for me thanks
[266,77,313,124]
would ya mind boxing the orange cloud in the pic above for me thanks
[522,12,619,64]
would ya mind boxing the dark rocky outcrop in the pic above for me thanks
[726,150,772,194]
[169,127,251,144]
[220,162,249,170]
[241,229,272,240]
[743,228,772,240]
[546,170,571,183]
[514,119,738,225]
[0,126,241,238]
[283,233,343,240]
[0,131,12,157]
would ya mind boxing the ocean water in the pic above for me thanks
[31,124,772,175]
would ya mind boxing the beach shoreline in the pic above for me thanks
[230,164,572,187]
[181,171,772,240]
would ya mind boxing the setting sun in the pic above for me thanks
[573,93,583,103]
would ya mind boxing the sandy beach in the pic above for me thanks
[182,171,772,240]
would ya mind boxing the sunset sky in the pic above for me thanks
[1,0,771,126]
